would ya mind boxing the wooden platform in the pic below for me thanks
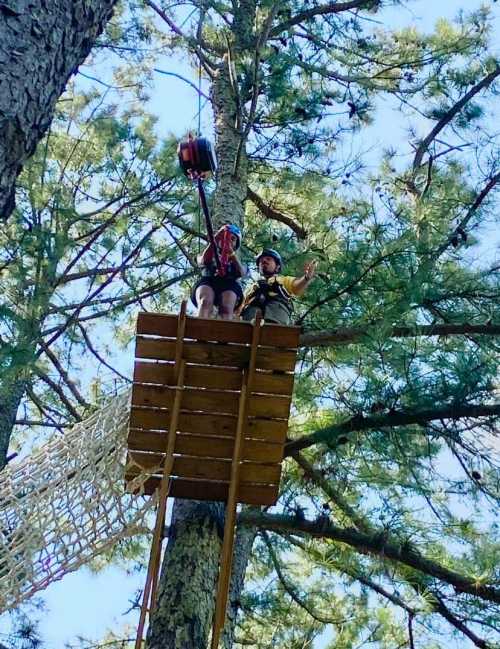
[125,312,300,506]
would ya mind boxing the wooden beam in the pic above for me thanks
[211,315,262,649]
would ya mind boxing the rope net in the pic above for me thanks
[0,391,156,612]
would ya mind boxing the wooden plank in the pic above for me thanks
[136,338,297,372]
[253,370,295,396]
[136,312,178,338]
[129,408,289,442]
[134,362,243,391]
[247,394,291,419]
[137,312,254,344]
[130,477,279,505]
[134,362,294,396]
[132,385,241,415]
[132,385,290,419]
[255,347,297,372]
[128,430,284,463]
[184,317,253,344]
[126,453,282,485]
[172,456,281,484]
[259,323,301,349]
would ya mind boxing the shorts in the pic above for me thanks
[191,276,244,308]
[241,300,292,325]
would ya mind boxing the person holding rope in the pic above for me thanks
[239,249,317,325]
[192,223,247,319]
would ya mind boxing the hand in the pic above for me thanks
[303,260,317,281]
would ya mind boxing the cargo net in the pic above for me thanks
[0,391,156,612]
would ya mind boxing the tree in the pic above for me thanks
[1,1,499,648]
[0,0,118,220]
[0,85,199,469]
[119,1,499,648]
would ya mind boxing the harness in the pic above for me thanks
[245,277,293,313]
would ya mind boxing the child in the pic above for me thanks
[191,224,247,320]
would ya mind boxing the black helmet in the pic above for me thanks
[256,248,282,270]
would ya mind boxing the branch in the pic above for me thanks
[270,0,378,38]
[77,324,131,384]
[262,532,337,624]
[435,171,500,257]
[38,341,89,407]
[291,454,493,647]
[144,0,216,75]
[247,187,307,239]
[299,322,500,348]
[413,66,500,171]
[285,403,500,454]
[153,68,210,100]
[32,369,82,421]
[239,512,500,604]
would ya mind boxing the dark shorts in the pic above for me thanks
[191,276,244,308]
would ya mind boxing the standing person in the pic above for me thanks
[239,249,317,325]
[191,224,247,319]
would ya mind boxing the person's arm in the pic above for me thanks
[229,251,247,278]
[197,242,215,266]
[291,260,317,296]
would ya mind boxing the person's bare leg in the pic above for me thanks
[196,285,215,318]
[219,291,237,320]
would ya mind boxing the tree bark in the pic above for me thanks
[146,500,256,649]
[0,0,118,220]
[0,377,28,470]
[211,58,248,228]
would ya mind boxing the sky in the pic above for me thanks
[1,1,499,648]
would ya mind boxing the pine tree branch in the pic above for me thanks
[77,323,131,384]
[291,453,493,648]
[285,403,500,454]
[299,322,500,348]
[247,187,308,239]
[38,341,89,408]
[435,171,500,257]
[32,368,82,421]
[412,66,500,171]
[270,0,378,38]
[144,0,216,74]
[262,531,339,625]
[431,593,491,649]
[239,512,500,604]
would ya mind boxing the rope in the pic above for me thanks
[0,391,156,613]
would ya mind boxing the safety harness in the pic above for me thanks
[244,277,293,315]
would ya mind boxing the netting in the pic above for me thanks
[0,391,156,612]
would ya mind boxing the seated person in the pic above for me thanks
[239,248,316,325]
[191,224,247,320]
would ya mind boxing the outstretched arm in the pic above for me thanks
[292,260,317,295]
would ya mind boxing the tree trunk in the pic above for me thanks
[0,0,118,220]
[146,500,256,649]
[211,58,248,228]
[0,377,28,470]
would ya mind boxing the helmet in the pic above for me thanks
[256,248,282,270]
[224,223,242,249]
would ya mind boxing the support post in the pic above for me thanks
[210,314,262,649]
[134,302,187,649]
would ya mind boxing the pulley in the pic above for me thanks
[178,135,216,178]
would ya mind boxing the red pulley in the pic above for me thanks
[178,135,216,178]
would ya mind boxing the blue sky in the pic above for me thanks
[1,1,499,647]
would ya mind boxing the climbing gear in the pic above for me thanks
[177,135,216,178]
[256,248,283,270]
[245,278,292,310]
[224,223,241,249]
[178,134,224,274]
